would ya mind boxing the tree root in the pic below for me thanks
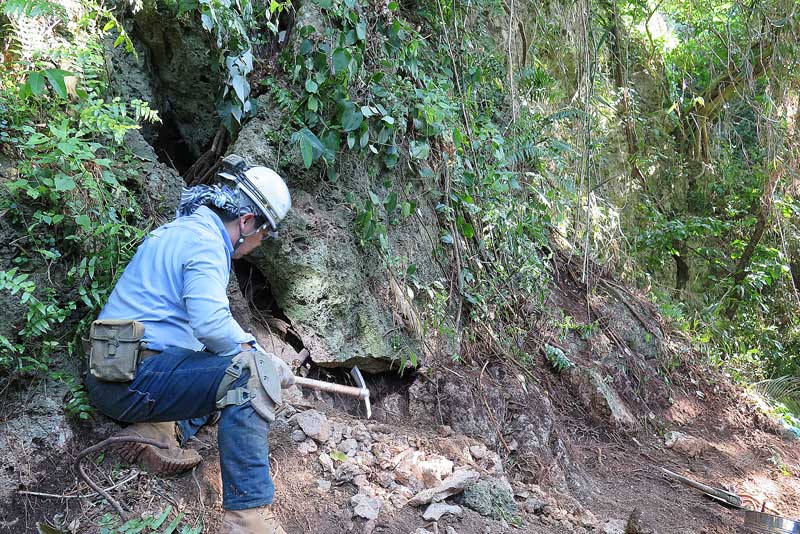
[75,436,168,520]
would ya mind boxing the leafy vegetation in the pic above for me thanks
[2,0,800,421]
[0,0,154,409]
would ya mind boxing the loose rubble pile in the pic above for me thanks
[279,405,644,533]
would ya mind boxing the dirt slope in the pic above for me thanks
[2,258,799,534]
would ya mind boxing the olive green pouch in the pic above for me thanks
[88,319,145,382]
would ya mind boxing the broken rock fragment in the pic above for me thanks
[408,468,480,506]
[413,455,454,488]
[422,502,463,521]
[295,409,330,442]
[351,493,382,520]
[297,439,319,455]
[664,431,710,458]
[462,477,517,519]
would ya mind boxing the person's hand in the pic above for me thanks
[268,353,295,388]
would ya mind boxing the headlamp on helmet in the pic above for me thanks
[218,154,291,232]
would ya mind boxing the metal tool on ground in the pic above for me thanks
[660,467,744,508]
[294,365,372,419]
[744,510,800,533]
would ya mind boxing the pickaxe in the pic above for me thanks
[294,365,372,419]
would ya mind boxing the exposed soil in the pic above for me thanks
[1,259,798,534]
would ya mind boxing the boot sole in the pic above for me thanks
[114,431,202,476]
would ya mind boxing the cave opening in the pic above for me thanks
[150,108,200,174]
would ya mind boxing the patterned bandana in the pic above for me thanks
[176,184,256,219]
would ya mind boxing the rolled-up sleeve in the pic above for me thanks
[182,237,254,356]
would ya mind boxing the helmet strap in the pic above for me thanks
[232,215,266,252]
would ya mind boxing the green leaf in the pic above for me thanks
[26,133,49,146]
[356,21,367,41]
[384,146,398,168]
[441,234,454,244]
[305,79,318,93]
[312,0,333,8]
[332,48,352,74]
[300,135,313,168]
[385,191,397,213]
[360,105,374,118]
[388,1,398,10]
[231,75,249,104]
[330,450,347,462]
[54,175,76,191]
[341,105,363,132]
[27,72,45,96]
[457,215,474,239]
[410,140,430,160]
[453,127,463,148]
[44,69,71,99]
[75,215,91,228]
[401,202,412,217]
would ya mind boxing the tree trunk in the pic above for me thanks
[607,0,647,193]
[724,168,781,318]
[673,241,689,291]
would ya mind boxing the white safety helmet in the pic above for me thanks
[218,154,291,230]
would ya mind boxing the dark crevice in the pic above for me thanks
[151,107,198,174]
[233,258,305,353]
[301,363,418,423]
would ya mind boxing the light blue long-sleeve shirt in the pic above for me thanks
[99,205,254,357]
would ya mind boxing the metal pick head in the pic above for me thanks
[350,366,372,419]
[350,366,366,388]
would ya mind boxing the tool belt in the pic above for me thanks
[88,319,148,382]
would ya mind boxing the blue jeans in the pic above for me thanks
[85,347,274,510]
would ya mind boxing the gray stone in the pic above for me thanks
[462,477,517,520]
[292,429,307,442]
[469,444,488,459]
[408,469,480,506]
[318,452,335,474]
[601,519,627,534]
[297,439,318,455]
[295,410,330,442]
[0,381,74,499]
[317,479,331,492]
[422,502,463,521]
[664,431,710,458]
[351,493,382,520]
[340,438,358,455]
[335,460,362,482]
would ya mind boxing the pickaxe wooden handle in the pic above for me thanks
[293,366,372,418]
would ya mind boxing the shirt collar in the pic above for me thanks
[196,205,234,255]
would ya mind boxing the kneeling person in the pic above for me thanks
[86,155,293,533]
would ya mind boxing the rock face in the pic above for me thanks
[0,382,74,502]
[567,365,639,431]
[105,1,220,157]
[230,98,442,371]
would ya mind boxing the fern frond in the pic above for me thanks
[751,376,800,416]
[2,0,66,19]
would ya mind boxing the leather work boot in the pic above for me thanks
[114,421,202,475]
[220,507,288,534]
